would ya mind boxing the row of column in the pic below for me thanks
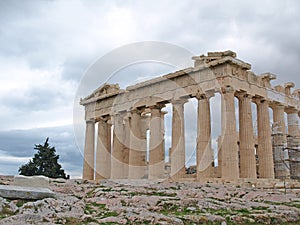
[83,89,300,180]
[196,88,300,180]
[83,105,167,180]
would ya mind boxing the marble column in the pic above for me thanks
[111,113,127,179]
[271,103,290,179]
[221,87,239,180]
[95,117,111,180]
[149,105,165,179]
[128,109,147,179]
[122,115,130,178]
[83,120,95,180]
[286,108,300,179]
[171,99,187,179]
[254,98,274,178]
[196,93,214,180]
[236,92,257,178]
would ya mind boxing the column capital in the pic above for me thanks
[285,107,299,114]
[221,85,235,94]
[195,91,214,100]
[171,97,189,105]
[149,103,165,110]
[86,119,95,123]
[269,101,285,109]
[97,115,111,123]
[130,107,143,115]
[252,96,269,105]
[235,91,253,100]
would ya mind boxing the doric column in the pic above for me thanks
[196,93,214,180]
[253,98,274,178]
[111,112,127,179]
[128,108,147,179]
[121,115,130,178]
[83,120,95,180]
[236,92,257,178]
[286,108,300,179]
[95,117,111,180]
[171,99,188,179]
[221,87,239,180]
[149,105,165,179]
[271,103,290,179]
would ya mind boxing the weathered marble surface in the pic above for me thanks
[0,185,54,200]
[13,175,49,188]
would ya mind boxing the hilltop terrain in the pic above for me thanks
[0,176,300,224]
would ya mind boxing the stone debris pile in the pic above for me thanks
[0,176,299,224]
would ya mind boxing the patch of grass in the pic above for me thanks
[236,208,251,215]
[84,204,96,214]
[0,206,15,219]
[117,188,128,192]
[126,220,151,225]
[86,188,95,198]
[99,211,119,218]
[101,188,113,192]
[205,208,233,217]
[15,199,33,207]
[128,191,176,197]
[85,202,107,215]
[100,223,121,225]
[264,201,300,209]
[158,202,204,217]
[159,202,180,215]
[0,214,6,219]
[63,217,81,224]
[251,206,269,211]
[121,200,127,206]
[170,186,181,190]
[91,202,106,209]
[84,216,99,223]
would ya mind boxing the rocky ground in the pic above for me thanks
[0,176,300,224]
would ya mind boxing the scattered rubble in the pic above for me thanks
[0,176,299,224]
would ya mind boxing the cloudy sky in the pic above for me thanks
[0,0,299,178]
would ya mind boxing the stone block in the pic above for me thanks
[0,185,55,200]
[13,175,49,188]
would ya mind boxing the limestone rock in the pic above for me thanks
[0,185,55,200]
[13,175,49,188]
[0,176,300,224]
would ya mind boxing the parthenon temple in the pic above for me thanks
[80,50,300,181]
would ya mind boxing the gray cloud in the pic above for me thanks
[0,126,82,177]
[1,0,300,176]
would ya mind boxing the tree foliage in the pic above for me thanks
[19,138,67,179]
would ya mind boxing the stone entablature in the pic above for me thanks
[80,50,300,181]
[81,53,299,120]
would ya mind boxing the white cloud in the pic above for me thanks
[0,150,30,163]
[0,56,76,130]
[0,150,31,175]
